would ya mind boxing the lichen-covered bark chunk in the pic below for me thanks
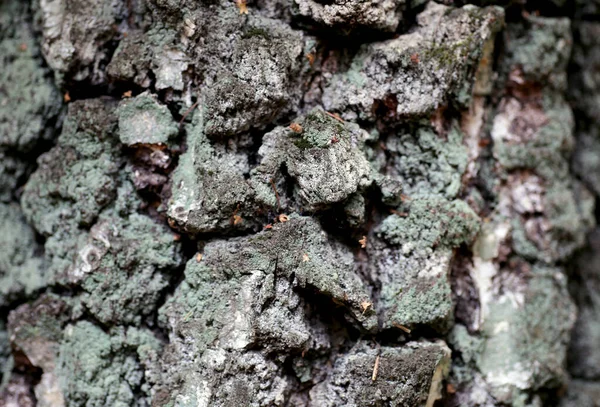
[117,91,178,146]
[253,108,372,210]
[293,0,406,32]
[203,16,307,137]
[322,3,504,121]
[309,341,451,407]
[35,0,128,85]
[21,99,120,236]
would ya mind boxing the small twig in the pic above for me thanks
[372,354,381,381]
[325,111,344,123]
[270,178,281,212]
[179,100,200,127]
[392,322,411,334]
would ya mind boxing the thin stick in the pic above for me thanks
[325,111,344,123]
[372,354,381,381]
[393,322,411,334]
[179,100,200,127]
[270,178,281,212]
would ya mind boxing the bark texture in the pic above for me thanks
[0,0,599,406]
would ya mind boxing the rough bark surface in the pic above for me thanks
[0,0,599,406]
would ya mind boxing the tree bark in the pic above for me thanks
[1,0,599,406]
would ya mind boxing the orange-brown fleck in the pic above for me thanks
[359,236,367,249]
[289,123,303,133]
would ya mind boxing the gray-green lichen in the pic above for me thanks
[444,11,596,407]
[65,210,183,325]
[0,203,45,308]
[476,266,576,403]
[19,97,184,327]
[7,293,162,407]
[157,215,379,404]
[117,91,178,146]
[0,0,61,152]
[0,0,61,204]
[21,99,121,236]
[56,322,161,407]
[378,198,480,252]
[292,0,406,32]
[203,17,307,137]
[379,125,469,200]
[365,198,480,332]
[502,16,572,90]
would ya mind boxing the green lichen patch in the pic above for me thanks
[55,321,161,407]
[117,91,179,146]
[21,99,121,236]
[0,0,61,153]
[383,125,468,199]
[0,203,45,308]
[368,197,480,331]
[294,109,347,149]
[476,266,575,403]
[65,210,183,325]
[203,15,307,137]
[501,174,595,263]
[377,198,480,252]
[367,239,455,331]
[502,16,572,90]
[491,90,574,181]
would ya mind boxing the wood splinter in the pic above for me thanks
[372,354,381,381]
[393,322,412,334]
[325,111,344,123]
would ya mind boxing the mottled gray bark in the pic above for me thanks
[1,0,599,406]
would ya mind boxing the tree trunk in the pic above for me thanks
[1,0,599,406]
